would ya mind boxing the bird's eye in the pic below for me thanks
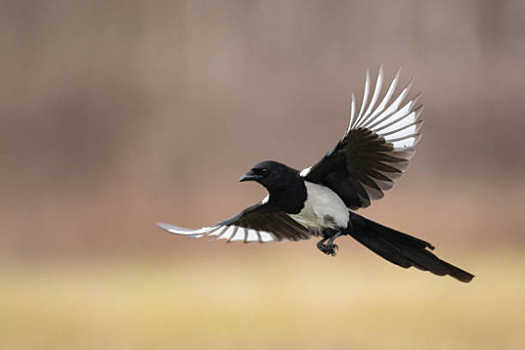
[252,168,268,176]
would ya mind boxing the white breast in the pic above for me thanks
[289,181,349,233]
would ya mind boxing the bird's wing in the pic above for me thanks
[157,201,313,243]
[302,67,423,209]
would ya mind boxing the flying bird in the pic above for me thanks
[157,68,474,283]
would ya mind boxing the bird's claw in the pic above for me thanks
[317,241,338,256]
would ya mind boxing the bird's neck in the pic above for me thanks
[268,177,307,215]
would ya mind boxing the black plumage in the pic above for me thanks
[157,68,474,283]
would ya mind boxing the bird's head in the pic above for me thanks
[239,160,299,192]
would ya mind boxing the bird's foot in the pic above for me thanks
[317,241,338,256]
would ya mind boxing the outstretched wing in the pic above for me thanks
[303,67,423,210]
[157,201,314,243]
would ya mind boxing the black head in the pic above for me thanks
[239,160,300,192]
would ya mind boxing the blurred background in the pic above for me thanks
[1,0,524,348]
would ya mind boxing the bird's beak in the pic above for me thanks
[239,170,261,182]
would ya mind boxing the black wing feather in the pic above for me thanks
[157,202,312,243]
[217,202,312,241]
[304,68,422,209]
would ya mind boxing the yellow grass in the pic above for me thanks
[1,249,523,349]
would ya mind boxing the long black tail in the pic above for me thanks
[348,212,474,283]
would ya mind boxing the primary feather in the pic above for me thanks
[303,66,423,209]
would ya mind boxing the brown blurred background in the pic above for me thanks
[1,1,524,349]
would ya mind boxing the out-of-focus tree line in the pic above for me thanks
[1,0,524,259]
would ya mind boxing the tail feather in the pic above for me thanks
[348,212,474,283]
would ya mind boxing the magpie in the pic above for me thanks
[157,68,474,283]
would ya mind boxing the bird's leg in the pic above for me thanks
[316,237,330,255]
[317,231,343,256]
[326,231,342,253]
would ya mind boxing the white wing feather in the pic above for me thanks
[156,222,278,243]
[348,68,421,149]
